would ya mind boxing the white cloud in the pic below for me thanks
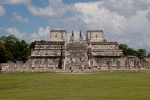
[47,0,150,51]
[30,26,50,41]
[3,0,150,51]
[0,5,5,16]
[144,35,150,47]
[0,0,31,5]
[13,12,29,23]
[27,5,62,17]
[5,27,27,39]
[27,0,80,18]
[146,11,150,22]
[99,0,150,18]
[49,17,88,31]
[69,31,85,41]
[27,0,70,18]
[4,26,50,42]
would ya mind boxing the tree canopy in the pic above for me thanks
[0,35,150,63]
[29,41,36,54]
[119,44,148,59]
[0,41,6,63]
[0,35,30,63]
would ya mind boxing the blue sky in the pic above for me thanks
[1,0,150,51]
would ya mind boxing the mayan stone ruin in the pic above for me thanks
[1,30,150,73]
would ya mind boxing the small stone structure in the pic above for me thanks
[1,30,150,73]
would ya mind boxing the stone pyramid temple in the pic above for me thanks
[1,30,150,72]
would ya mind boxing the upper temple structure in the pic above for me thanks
[1,30,150,73]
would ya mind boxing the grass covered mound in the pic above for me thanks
[0,72,150,100]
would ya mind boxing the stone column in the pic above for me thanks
[90,58,93,69]
[89,59,90,68]
[117,60,120,69]
[63,60,66,70]
[125,60,127,69]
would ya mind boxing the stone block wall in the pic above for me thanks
[50,30,67,42]
[1,57,150,73]
[92,56,141,70]
[65,41,89,70]
[87,30,104,42]
[1,30,150,73]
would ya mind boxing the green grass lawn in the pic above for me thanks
[0,72,150,100]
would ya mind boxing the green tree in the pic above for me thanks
[103,39,107,42]
[147,52,150,58]
[0,35,30,62]
[126,48,138,57]
[119,44,128,50]
[29,41,36,49]
[0,35,19,43]
[29,41,36,54]
[0,42,6,63]
[119,44,128,56]
[0,35,19,62]
[137,49,147,59]
[119,44,145,58]
[13,40,30,62]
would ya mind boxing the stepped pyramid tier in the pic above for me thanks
[1,30,150,72]
[29,30,133,70]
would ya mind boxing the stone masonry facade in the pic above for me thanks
[1,30,150,73]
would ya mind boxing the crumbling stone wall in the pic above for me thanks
[87,30,104,42]
[50,30,67,42]
[29,40,65,71]
[65,41,89,70]
[1,30,150,73]
[92,56,141,70]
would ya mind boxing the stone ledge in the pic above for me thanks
[50,30,67,32]
[87,30,103,32]
[1,69,150,73]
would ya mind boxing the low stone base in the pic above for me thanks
[1,69,150,73]
[72,69,83,73]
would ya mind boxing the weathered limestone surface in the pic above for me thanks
[1,30,150,73]
[65,41,89,70]
[87,30,104,42]
[50,30,67,42]
[30,41,65,71]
